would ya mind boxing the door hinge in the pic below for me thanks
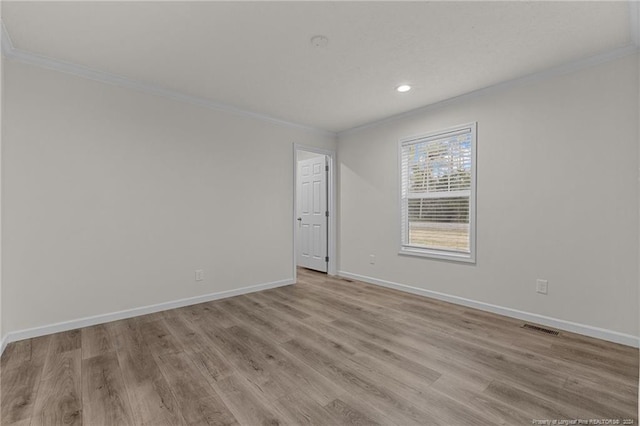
[325,211,329,217]
[325,256,329,262]
[325,165,329,172]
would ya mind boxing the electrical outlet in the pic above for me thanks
[536,279,548,295]
[369,255,376,265]
[195,269,204,281]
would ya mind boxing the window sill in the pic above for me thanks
[399,246,476,264]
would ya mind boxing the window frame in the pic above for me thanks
[398,122,477,263]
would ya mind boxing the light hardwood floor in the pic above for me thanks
[1,268,638,425]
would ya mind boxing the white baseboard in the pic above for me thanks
[0,278,294,355]
[338,271,639,348]
[1,334,8,356]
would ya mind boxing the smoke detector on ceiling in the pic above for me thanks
[310,35,329,48]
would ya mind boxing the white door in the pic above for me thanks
[297,156,328,272]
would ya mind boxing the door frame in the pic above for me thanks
[293,143,337,280]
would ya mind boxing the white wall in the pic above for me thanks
[637,50,639,407]
[338,53,639,340]
[0,7,4,347]
[2,59,335,334]
[636,49,640,402]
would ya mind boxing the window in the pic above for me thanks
[399,122,476,262]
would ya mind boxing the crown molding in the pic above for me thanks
[631,0,640,47]
[1,16,637,138]
[339,43,640,137]
[0,21,335,138]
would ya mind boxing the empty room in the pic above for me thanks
[0,1,639,425]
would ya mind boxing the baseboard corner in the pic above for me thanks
[0,333,8,356]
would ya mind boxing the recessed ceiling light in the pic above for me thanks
[396,84,411,93]
[310,35,329,48]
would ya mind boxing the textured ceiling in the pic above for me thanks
[2,1,634,132]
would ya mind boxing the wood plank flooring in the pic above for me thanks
[2,268,638,425]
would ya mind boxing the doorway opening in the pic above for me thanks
[293,144,336,280]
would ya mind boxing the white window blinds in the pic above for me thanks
[400,123,476,261]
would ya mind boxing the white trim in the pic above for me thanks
[630,0,640,47]
[292,144,337,279]
[398,247,475,263]
[0,278,293,353]
[0,21,333,139]
[0,334,8,356]
[1,20,13,55]
[338,270,640,348]
[340,44,640,136]
[2,19,636,138]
